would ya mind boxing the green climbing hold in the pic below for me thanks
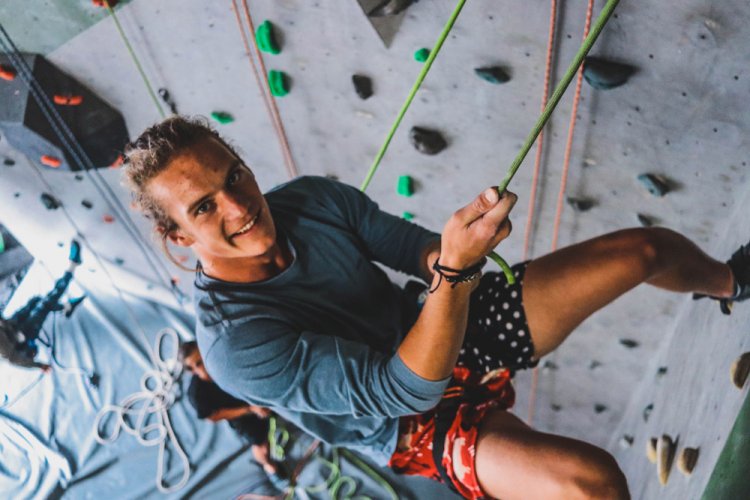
[474,66,511,84]
[0,232,5,254]
[414,48,430,63]
[211,111,234,124]
[397,175,414,197]
[268,70,290,97]
[256,20,281,55]
[402,211,414,221]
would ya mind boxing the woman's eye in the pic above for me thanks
[196,202,212,215]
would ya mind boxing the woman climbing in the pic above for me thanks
[123,117,746,499]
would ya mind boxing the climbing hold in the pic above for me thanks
[3,157,14,166]
[0,64,16,81]
[677,447,699,477]
[656,434,676,485]
[92,0,119,7]
[566,197,595,212]
[368,0,413,17]
[730,352,750,389]
[157,88,178,114]
[81,199,93,209]
[40,155,62,168]
[103,214,115,223]
[542,360,559,372]
[414,48,430,63]
[397,175,414,197]
[619,435,634,449]
[657,366,668,377]
[210,111,234,125]
[40,193,61,210]
[643,403,654,422]
[589,360,602,370]
[583,57,635,90]
[637,173,671,197]
[646,437,658,463]
[402,211,414,221]
[74,174,84,181]
[114,257,125,266]
[53,94,83,106]
[177,254,190,264]
[594,403,608,414]
[0,233,4,254]
[637,213,656,227]
[256,20,281,55]
[352,74,374,100]
[619,338,639,349]
[474,66,511,84]
[268,70,290,97]
[550,404,562,412]
[409,126,447,155]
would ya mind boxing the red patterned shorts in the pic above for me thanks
[388,366,515,499]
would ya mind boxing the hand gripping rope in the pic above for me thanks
[360,0,620,284]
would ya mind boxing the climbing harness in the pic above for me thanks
[94,328,190,494]
[359,0,621,284]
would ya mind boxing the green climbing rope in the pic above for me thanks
[104,0,166,118]
[360,0,620,284]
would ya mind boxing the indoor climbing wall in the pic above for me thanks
[0,0,749,498]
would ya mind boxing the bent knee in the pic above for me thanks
[608,227,680,278]
[559,450,629,500]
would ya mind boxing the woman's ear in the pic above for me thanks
[159,225,194,247]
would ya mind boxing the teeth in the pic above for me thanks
[233,215,258,236]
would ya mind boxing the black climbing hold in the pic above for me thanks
[567,197,595,212]
[409,126,447,155]
[637,213,656,227]
[158,88,178,114]
[583,57,636,90]
[75,174,84,181]
[589,360,602,370]
[594,404,608,414]
[88,373,100,388]
[81,199,93,210]
[551,404,562,412]
[643,403,654,422]
[657,366,668,376]
[40,193,61,210]
[637,173,670,197]
[621,435,635,447]
[13,192,20,198]
[3,157,14,166]
[368,0,414,17]
[352,74,373,100]
[619,338,639,349]
[542,360,558,372]
[474,66,511,84]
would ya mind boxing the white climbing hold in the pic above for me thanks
[646,437,658,464]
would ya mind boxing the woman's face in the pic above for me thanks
[146,137,277,266]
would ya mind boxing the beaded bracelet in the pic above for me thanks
[429,258,486,293]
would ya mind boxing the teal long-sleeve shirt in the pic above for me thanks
[194,176,448,464]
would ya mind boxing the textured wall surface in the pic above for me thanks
[0,0,749,498]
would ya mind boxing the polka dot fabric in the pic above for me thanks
[459,262,538,374]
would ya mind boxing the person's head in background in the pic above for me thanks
[179,340,211,381]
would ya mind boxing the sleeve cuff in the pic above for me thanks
[388,353,451,398]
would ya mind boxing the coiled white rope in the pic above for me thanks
[94,327,190,493]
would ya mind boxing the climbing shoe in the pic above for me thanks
[69,239,82,265]
[693,241,750,315]
[64,295,86,318]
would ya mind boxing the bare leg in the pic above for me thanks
[523,228,734,357]
[475,409,629,500]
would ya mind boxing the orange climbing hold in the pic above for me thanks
[92,0,119,7]
[103,214,115,223]
[0,64,16,81]
[53,94,84,106]
[40,155,62,168]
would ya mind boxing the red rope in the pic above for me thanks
[521,0,558,262]
[526,0,595,427]
[524,0,558,426]
[231,0,299,179]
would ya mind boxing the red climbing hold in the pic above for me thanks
[53,94,84,106]
[103,214,115,223]
[40,155,62,168]
[109,155,124,168]
[92,0,119,7]
[0,64,16,81]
